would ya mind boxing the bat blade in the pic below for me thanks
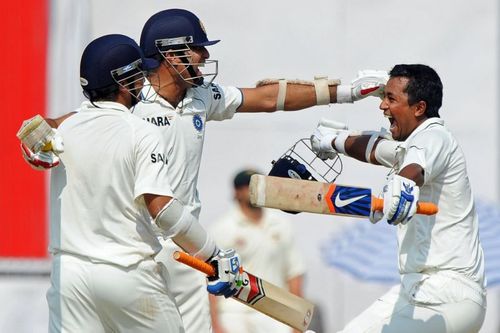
[173,251,314,331]
[249,175,438,217]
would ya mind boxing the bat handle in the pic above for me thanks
[371,197,438,215]
[173,251,216,276]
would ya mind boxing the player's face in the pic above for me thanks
[379,77,423,141]
[188,46,210,78]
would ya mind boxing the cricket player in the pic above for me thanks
[22,8,388,332]
[310,64,486,332]
[133,9,389,332]
[25,34,242,333]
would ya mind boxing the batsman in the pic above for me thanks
[311,64,486,333]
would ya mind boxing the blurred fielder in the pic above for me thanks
[310,64,486,333]
[209,169,306,333]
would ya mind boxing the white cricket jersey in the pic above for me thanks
[394,118,485,286]
[210,207,306,313]
[52,101,174,267]
[133,83,243,217]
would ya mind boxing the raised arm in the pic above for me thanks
[237,70,388,113]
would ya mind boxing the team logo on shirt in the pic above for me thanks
[193,114,203,132]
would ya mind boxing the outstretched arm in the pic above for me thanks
[237,70,388,113]
[310,118,398,167]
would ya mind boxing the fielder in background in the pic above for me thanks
[21,8,387,333]
[27,34,242,333]
[311,64,486,333]
[209,169,307,333]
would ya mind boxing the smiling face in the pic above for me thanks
[379,76,427,141]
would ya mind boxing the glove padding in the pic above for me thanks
[383,175,419,225]
[337,70,389,103]
[206,249,242,298]
[21,143,60,170]
[20,128,64,171]
[310,118,349,160]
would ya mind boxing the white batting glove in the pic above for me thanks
[310,118,350,160]
[383,175,419,225]
[337,70,389,103]
[20,129,64,171]
[206,249,243,298]
[49,129,65,154]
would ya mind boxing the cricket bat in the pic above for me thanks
[249,175,438,217]
[173,251,314,332]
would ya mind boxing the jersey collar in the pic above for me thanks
[81,100,131,113]
[400,117,445,148]
[141,78,196,113]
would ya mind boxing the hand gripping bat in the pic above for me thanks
[249,175,438,217]
[173,251,314,332]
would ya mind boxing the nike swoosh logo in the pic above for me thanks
[335,194,367,207]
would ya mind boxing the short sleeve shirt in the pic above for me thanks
[394,118,484,285]
[134,83,243,218]
[52,101,173,267]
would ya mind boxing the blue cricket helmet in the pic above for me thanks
[141,9,220,57]
[80,34,159,92]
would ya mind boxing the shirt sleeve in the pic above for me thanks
[133,122,174,199]
[400,128,450,185]
[206,84,243,121]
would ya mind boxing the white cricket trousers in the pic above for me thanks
[338,284,485,333]
[218,310,292,333]
[47,253,184,333]
[155,239,212,333]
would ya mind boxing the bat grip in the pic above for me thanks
[173,251,216,276]
[371,197,438,215]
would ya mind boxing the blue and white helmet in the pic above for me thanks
[140,9,219,88]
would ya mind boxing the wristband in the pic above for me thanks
[333,131,350,155]
[336,85,353,103]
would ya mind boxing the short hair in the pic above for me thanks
[389,64,443,118]
[233,169,259,189]
[83,84,119,103]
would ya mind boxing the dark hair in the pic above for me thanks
[389,64,442,118]
[83,84,119,103]
[233,169,259,189]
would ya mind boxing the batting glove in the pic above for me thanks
[206,249,243,298]
[21,143,60,170]
[310,118,350,160]
[20,128,64,171]
[383,175,419,225]
[337,70,389,103]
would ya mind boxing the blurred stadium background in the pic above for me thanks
[1,0,498,332]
